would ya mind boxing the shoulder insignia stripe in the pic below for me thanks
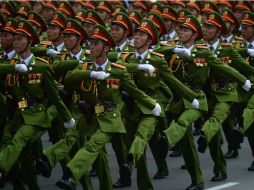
[159,43,172,47]
[36,57,49,64]
[151,51,164,57]
[40,41,52,46]
[196,45,209,49]
[112,63,126,69]
[221,42,233,46]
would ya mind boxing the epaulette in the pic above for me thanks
[36,57,49,64]
[121,51,134,54]
[235,36,244,41]
[195,44,209,49]
[159,42,172,47]
[112,63,126,70]
[40,40,52,46]
[151,51,164,57]
[221,42,233,47]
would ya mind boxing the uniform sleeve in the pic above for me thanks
[31,47,48,57]
[209,54,247,85]
[119,69,156,110]
[0,64,15,74]
[52,60,79,74]
[42,66,72,121]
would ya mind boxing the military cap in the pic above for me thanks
[112,5,127,16]
[181,15,203,40]
[128,10,142,26]
[137,19,159,45]
[83,1,97,10]
[222,9,240,29]
[150,2,162,15]
[82,9,105,26]
[28,11,47,32]
[58,1,75,17]
[171,0,186,8]
[50,11,66,29]
[108,0,126,7]
[96,1,113,14]
[186,0,201,12]
[242,11,254,26]
[63,18,89,41]
[15,20,40,45]
[147,12,167,36]
[2,18,17,33]
[217,0,235,10]
[112,12,133,37]
[0,14,6,29]
[43,1,59,11]
[91,25,116,48]
[75,10,86,23]
[205,12,226,34]
[16,0,32,7]
[235,1,254,12]
[201,2,219,13]
[133,1,150,13]
[0,1,15,17]
[16,3,32,18]
[177,9,192,23]
[161,5,178,21]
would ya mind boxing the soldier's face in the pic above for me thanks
[164,19,174,32]
[235,10,243,21]
[90,39,108,58]
[42,7,55,22]
[13,34,30,53]
[204,24,219,41]
[242,24,254,41]
[97,10,109,22]
[186,7,198,16]
[1,31,14,50]
[110,24,127,44]
[47,25,61,41]
[83,22,94,37]
[134,30,151,49]
[64,33,79,51]
[179,26,194,43]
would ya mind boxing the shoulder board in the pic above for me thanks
[121,51,134,54]
[159,42,172,47]
[151,51,164,57]
[40,40,52,46]
[195,45,209,49]
[112,63,126,70]
[36,57,49,64]
[221,42,233,47]
[235,36,244,41]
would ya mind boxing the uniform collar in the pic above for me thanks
[70,48,82,60]
[182,44,194,55]
[94,59,109,71]
[20,53,34,66]
[168,30,176,40]
[4,50,16,60]
[135,49,149,62]
[52,42,64,52]
[116,41,127,51]
[246,40,254,49]
[209,39,220,52]
[221,35,233,43]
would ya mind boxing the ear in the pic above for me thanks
[146,37,152,46]
[192,32,198,40]
[104,44,110,52]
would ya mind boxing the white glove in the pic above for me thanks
[247,49,254,57]
[64,118,75,129]
[46,48,60,57]
[191,98,199,109]
[151,103,161,116]
[90,71,110,80]
[173,47,190,57]
[15,64,28,73]
[242,80,252,91]
[138,64,155,76]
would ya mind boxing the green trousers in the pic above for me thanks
[164,108,203,184]
[243,94,254,133]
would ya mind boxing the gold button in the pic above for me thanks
[113,113,116,117]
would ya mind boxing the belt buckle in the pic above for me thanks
[18,100,28,109]
[95,105,104,114]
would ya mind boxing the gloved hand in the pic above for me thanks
[15,64,28,73]
[64,118,75,129]
[173,47,190,57]
[151,103,161,116]
[90,71,110,80]
[247,49,254,57]
[191,98,199,109]
[138,64,155,76]
[46,48,60,57]
[242,80,251,91]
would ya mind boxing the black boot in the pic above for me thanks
[211,172,227,182]
[153,168,169,179]
[224,149,238,159]
[197,134,207,153]
[159,132,169,159]
[169,148,182,157]
[186,182,204,190]
[35,157,52,178]
[58,178,76,190]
